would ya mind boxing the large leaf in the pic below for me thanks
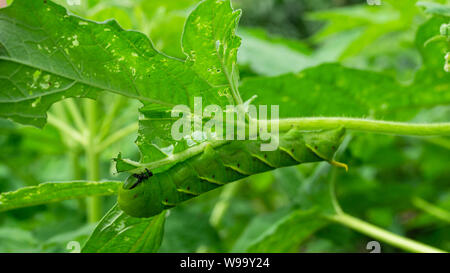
[237,28,358,76]
[55,0,199,59]
[0,227,38,252]
[116,0,243,170]
[309,0,420,60]
[117,4,450,172]
[232,157,346,253]
[237,28,312,76]
[136,0,198,58]
[0,181,121,212]
[249,4,447,119]
[82,204,166,253]
[0,0,240,127]
[239,63,450,121]
[159,205,223,253]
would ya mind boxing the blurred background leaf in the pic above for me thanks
[0,181,121,212]
[0,0,449,253]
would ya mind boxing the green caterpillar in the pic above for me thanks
[118,127,347,218]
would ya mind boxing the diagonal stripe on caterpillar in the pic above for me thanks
[118,127,347,218]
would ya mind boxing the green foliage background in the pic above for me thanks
[0,0,449,253]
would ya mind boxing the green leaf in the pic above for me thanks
[136,0,198,58]
[117,0,243,170]
[0,0,240,127]
[309,0,420,60]
[42,224,96,252]
[232,208,327,252]
[0,181,121,212]
[237,29,312,76]
[182,0,241,100]
[231,138,349,253]
[82,204,166,253]
[239,63,450,121]
[237,27,358,76]
[159,205,223,252]
[0,227,38,252]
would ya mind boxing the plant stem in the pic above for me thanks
[329,168,344,215]
[85,100,101,223]
[47,113,85,145]
[119,118,450,174]
[412,197,450,224]
[98,95,126,141]
[96,122,139,152]
[210,183,239,228]
[324,213,446,253]
[50,102,83,149]
[276,117,450,136]
[64,98,87,133]
[70,148,86,211]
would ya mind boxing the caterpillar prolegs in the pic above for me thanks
[118,127,347,218]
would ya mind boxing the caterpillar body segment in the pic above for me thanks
[118,127,346,218]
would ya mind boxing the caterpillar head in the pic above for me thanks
[118,173,165,218]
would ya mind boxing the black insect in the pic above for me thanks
[132,168,153,183]
[124,168,153,190]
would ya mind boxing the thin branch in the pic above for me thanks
[412,197,450,224]
[119,118,450,173]
[84,99,102,223]
[96,122,139,153]
[47,113,86,145]
[64,98,87,132]
[329,168,344,215]
[275,117,450,136]
[50,101,78,149]
[98,95,127,141]
[324,213,446,253]
[210,183,239,227]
